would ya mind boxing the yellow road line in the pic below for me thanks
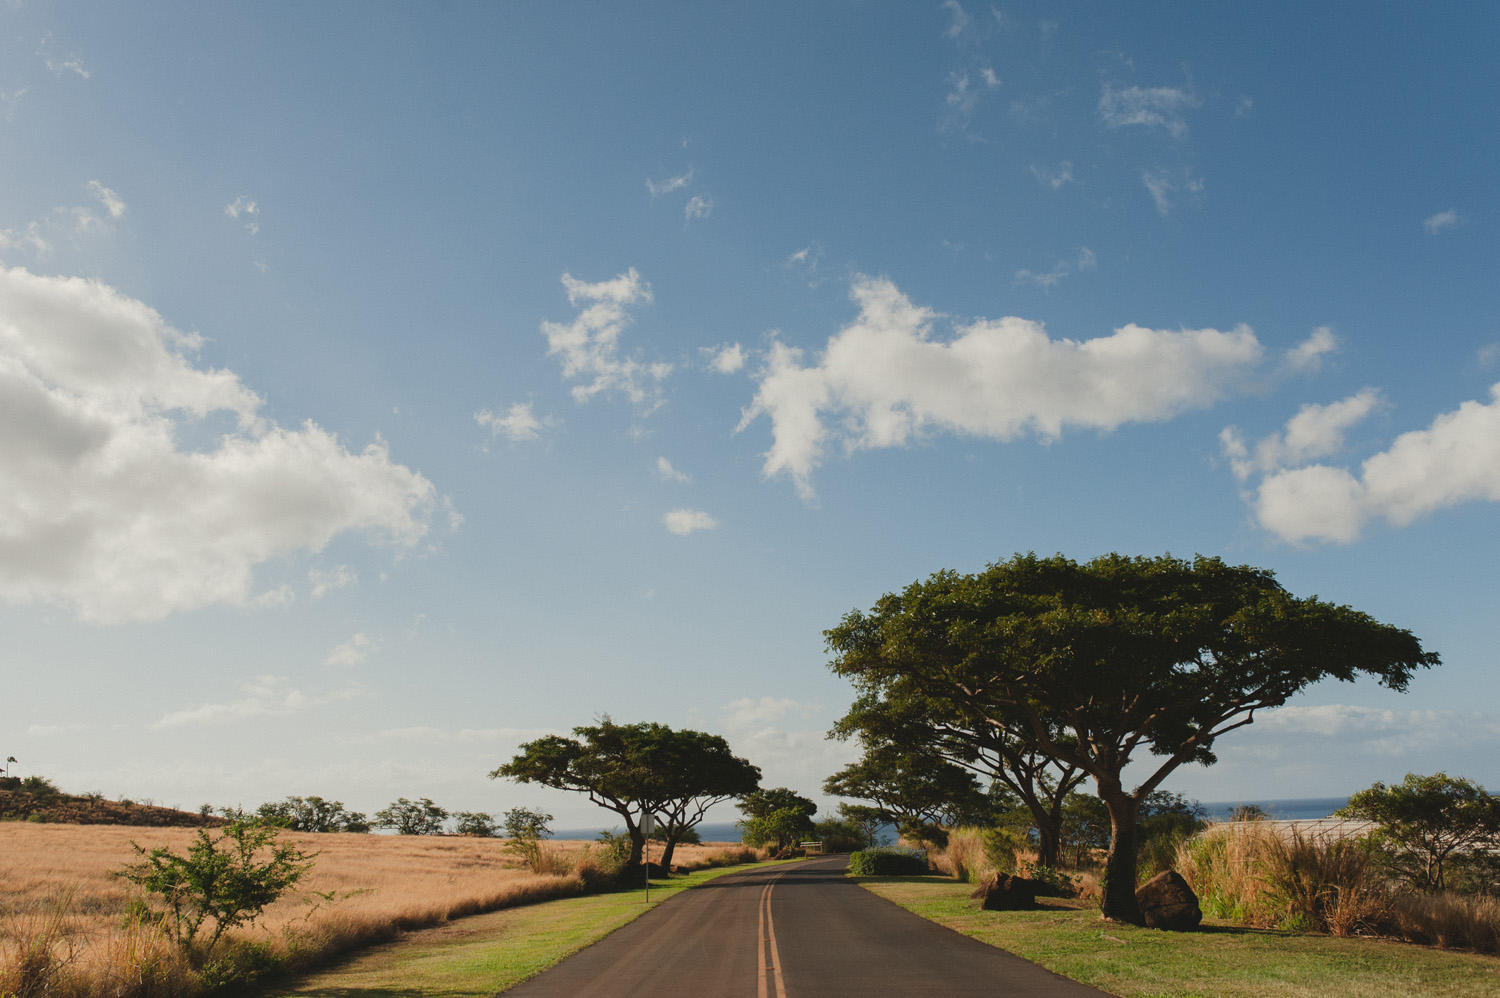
[757,872,788,998]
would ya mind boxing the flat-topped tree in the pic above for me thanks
[823,741,988,847]
[491,718,759,874]
[826,552,1438,924]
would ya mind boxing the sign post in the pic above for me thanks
[641,812,654,903]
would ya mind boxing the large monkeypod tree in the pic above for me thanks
[491,718,759,874]
[826,552,1438,924]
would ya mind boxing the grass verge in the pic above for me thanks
[855,875,1500,998]
[263,862,781,998]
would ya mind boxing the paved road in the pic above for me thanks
[505,855,1115,997]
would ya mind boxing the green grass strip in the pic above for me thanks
[855,875,1500,998]
[265,863,782,998]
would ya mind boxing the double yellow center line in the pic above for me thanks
[756,871,788,998]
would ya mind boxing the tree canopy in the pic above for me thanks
[491,719,760,872]
[826,552,1438,923]
[737,787,817,852]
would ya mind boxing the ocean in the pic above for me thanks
[554,796,1352,842]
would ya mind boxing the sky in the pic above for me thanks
[2,2,1498,831]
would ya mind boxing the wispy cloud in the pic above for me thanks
[1099,82,1200,137]
[309,564,356,599]
[476,401,553,441]
[541,268,671,409]
[86,181,125,219]
[684,194,713,221]
[325,632,376,667]
[662,508,718,535]
[225,195,260,234]
[1142,167,1204,215]
[655,457,691,484]
[1030,161,1075,190]
[153,676,365,728]
[941,0,971,39]
[1014,247,1096,290]
[646,167,694,198]
[1423,209,1461,235]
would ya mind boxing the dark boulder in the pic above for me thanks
[1136,870,1202,931]
[969,873,1049,911]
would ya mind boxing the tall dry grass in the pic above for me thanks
[1177,820,1500,954]
[0,823,755,998]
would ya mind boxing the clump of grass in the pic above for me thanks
[1178,820,1386,933]
[931,826,990,883]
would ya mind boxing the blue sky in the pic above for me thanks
[3,2,1497,828]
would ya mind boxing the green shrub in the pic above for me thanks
[848,847,929,876]
[198,939,282,992]
[114,820,315,955]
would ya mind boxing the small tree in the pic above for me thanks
[737,788,816,851]
[115,821,314,955]
[257,795,369,833]
[1339,772,1500,892]
[454,811,500,837]
[375,797,449,835]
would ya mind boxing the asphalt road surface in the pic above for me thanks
[504,854,1115,997]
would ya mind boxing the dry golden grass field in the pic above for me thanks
[0,822,754,998]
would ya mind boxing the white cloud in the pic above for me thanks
[1238,704,1500,759]
[541,268,670,408]
[1076,246,1097,271]
[476,401,552,441]
[655,456,691,484]
[325,632,376,667]
[722,696,808,730]
[27,723,86,736]
[981,67,1001,88]
[1222,387,1384,482]
[1142,168,1205,216]
[1247,382,1500,544]
[738,275,1267,499]
[1284,325,1337,373]
[941,0,971,39]
[1,89,26,123]
[309,564,356,599]
[703,342,745,374]
[718,697,855,808]
[784,243,825,286]
[1423,209,1461,235]
[662,508,718,534]
[0,266,439,623]
[224,195,259,234]
[1030,162,1075,190]
[684,194,713,221]
[85,181,125,219]
[153,675,365,728]
[0,221,48,255]
[1478,342,1500,370]
[1014,260,1069,290]
[42,55,89,79]
[1098,83,1199,137]
[646,168,694,198]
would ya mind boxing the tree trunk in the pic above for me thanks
[1036,800,1064,868]
[659,835,678,871]
[1097,783,1144,924]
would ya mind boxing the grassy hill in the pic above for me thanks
[0,777,221,827]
